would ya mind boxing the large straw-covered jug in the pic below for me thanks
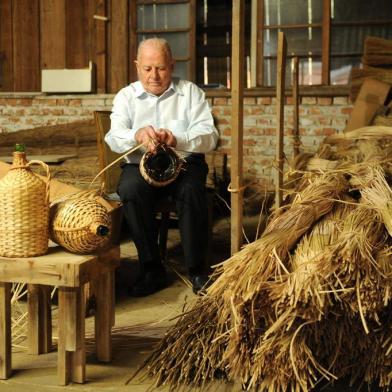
[0,146,50,257]
[50,190,112,254]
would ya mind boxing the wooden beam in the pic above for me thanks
[0,282,11,379]
[129,0,138,83]
[109,0,129,92]
[12,0,40,91]
[250,0,257,87]
[292,56,300,158]
[66,0,89,68]
[256,0,264,86]
[230,0,245,255]
[0,0,13,91]
[40,0,66,69]
[275,32,286,208]
[188,0,196,82]
[93,0,107,93]
[322,0,331,85]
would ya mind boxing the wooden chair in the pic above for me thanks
[94,110,221,268]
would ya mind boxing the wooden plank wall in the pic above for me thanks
[108,0,129,93]
[41,0,66,69]
[0,0,14,91]
[0,0,41,91]
[0,0,137,93]
[92,0,107,93]
[66,0,90,69]
[13,0,40,91]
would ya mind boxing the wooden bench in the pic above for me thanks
[0,244,120,385]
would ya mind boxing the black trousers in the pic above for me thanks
[117,154,209,276]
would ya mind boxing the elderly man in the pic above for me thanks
[105,38,219,296]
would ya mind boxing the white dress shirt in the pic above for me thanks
[105,78,219,163]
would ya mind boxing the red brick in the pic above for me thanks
[56,99,70,106]
[317,97,332,106]
[285,97,295,105]
[244,97,256,105]
[222,127,232,136]
[69,99,82,106]
[243,139,258,146]
[301,97,316,105]
[333,97,348,105]
[245,107,263,115]
[217,118,230,125]
[309,107,322,115]
[5,98,33,106]
[257,117,270,125]
[40,98,58,106]
[213,97,228,105]
[341,107,352,115]
[257,97,271,105]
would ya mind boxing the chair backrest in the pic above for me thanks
[94,111,122,194]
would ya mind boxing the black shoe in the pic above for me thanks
[128,270,167,297]
[191,274,211,295]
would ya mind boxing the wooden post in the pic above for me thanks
[230,0,245,255]
[322,0,331,85]
[275,32,287,208]
[292,56,300,158]
[0,283,11,379]
[109,0,129,92]
[58,287,86,385]
[28,284,52,354]
[95,272,113,362]
[93,0,107,93]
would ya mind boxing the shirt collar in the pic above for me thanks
[133,78,184,98]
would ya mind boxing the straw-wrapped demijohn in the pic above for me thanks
[0,144,50,257]
[50,192,112,254]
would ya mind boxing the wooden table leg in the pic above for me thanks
[28,284,52,354]
[95,270,114,362]
[0,282,11,379]
[58,287,86,385]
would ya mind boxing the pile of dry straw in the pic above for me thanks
[140,126,392,391]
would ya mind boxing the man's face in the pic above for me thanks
[135,45,174,96]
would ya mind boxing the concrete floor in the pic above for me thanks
[1,215,384,392]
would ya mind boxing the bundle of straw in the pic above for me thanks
[139,136,392,390]
[141,172,349,389]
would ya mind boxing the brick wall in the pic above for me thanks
[0,92,352,190]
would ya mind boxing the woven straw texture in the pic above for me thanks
[50,194,112,254]
[140,144,183,187]
[0,152,50,257]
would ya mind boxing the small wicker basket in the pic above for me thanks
[50,191,112,254]
[0,150,50,257]
[140,144,183,187]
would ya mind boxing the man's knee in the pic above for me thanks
[118,170,151,202]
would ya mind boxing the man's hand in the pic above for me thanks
[156,128,177,148]
[135,126,177,152]
[135,125,159,152]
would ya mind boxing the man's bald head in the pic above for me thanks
[137,38,173,63]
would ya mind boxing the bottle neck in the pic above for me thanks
[12,151,28,168]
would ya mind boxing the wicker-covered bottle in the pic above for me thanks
[50,192,112,254]
[0,146,50,257]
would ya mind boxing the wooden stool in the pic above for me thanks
[0,245,120,385]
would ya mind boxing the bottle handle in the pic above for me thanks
[27,160,51,206]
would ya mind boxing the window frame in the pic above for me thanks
[130,0,196,82]
[254,0,392,87]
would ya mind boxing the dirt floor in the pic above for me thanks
[0,213,384,392]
